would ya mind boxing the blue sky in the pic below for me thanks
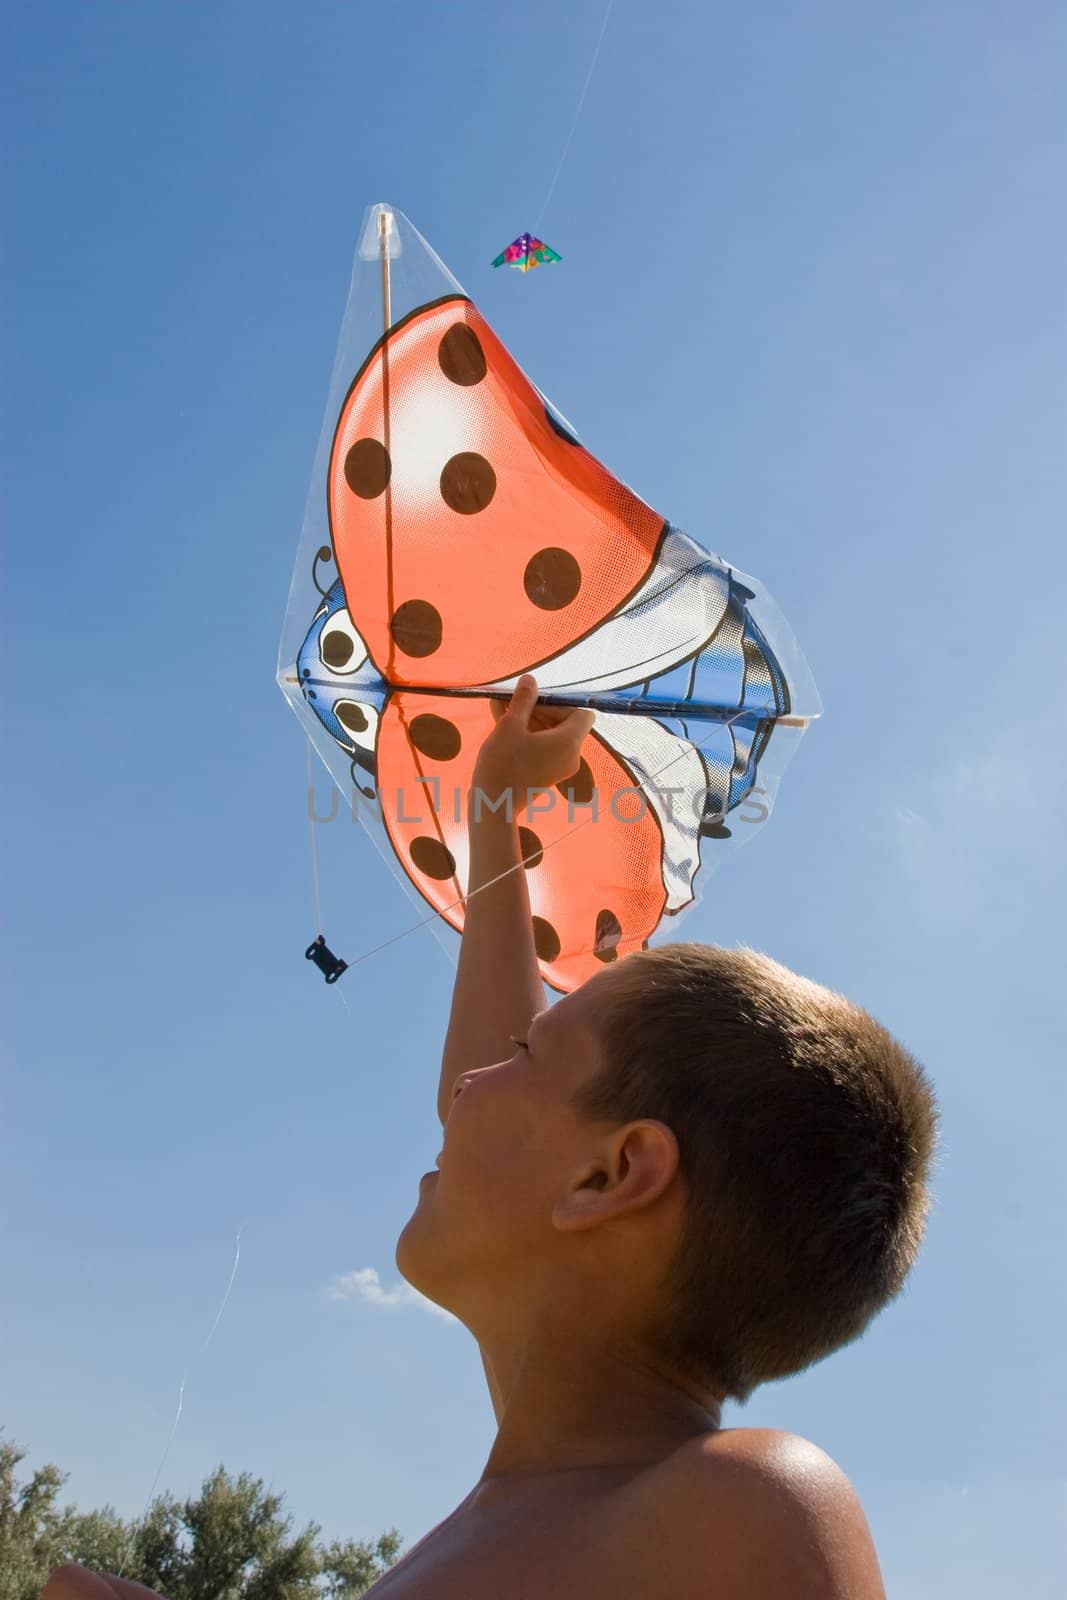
[2,2,1065,1594]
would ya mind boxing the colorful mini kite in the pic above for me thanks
[279,203,819,991]
[491,231,562,272]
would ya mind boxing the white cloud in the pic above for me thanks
[327,1266,457,1323]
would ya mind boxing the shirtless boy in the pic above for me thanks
[45,675,937,1599]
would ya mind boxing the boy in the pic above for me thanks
[46,676,936,1599]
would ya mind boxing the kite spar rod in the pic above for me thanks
[373,204,460,904]
[378,207,392,331]
[378,207,396,684]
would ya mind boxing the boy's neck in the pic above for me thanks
[478,1319,721,1487]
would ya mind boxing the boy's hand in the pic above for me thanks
[472,675,595,816]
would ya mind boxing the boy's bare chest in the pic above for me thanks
[364,1476,659,1600]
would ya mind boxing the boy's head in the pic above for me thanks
[397,943,937,1403]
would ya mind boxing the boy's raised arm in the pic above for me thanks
[437,676,594,1123]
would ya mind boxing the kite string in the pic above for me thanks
[116,1228,244,1577]
[534,0,616,231]
[307,738,324,936]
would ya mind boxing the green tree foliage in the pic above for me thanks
[0,1435,401,1600]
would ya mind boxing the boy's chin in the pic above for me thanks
[395,1210,485,1325]
[395,1214,443,1301]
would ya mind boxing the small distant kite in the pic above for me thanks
[491,232,562,273]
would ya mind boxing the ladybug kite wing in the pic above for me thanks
[327,294,666,689]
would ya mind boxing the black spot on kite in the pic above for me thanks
[524,547,582,610]
[390,600,443,658]
[344,438,391,499]
[410,836,456,881]
[438,324,487,386]
[556,758,595,806]
[440,452,496,515]
[409,713,461,761]
[518,827,544,869]
[532,916,561,963]
[593,909,622,963]
[322,629,355,669]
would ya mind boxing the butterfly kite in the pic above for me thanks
[491,232,562,273]
[278,204,818,992]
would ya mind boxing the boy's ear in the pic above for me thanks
[552,1121,680,1232]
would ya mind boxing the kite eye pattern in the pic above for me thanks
[317,606,368,675]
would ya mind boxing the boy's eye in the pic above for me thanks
[509,1036,529,1052]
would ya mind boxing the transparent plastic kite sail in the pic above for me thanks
[278,203,820,992]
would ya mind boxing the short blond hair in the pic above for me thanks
[573,944,938,1402]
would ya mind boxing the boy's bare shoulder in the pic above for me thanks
[610,1427,886,1600]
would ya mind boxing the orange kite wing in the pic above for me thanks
[378,692,667,991]
[328,298,665,689]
